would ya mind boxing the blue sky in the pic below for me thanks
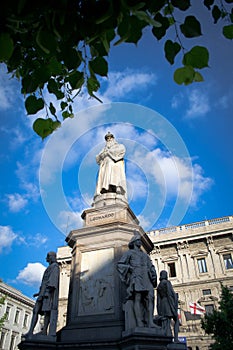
[0,3,232,298]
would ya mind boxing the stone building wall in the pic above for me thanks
[0,282,39,350]
[148,215,233,350]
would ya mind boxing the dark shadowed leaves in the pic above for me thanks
[0,33,14,61]
[164,40,181,64]
[171,0,190,11]
[204,0,214,10]
[212,5,221,23]
[174,66,195,85]
[67,71,84,90]
[152,13,170,40]
[183,46,209,68]
[223,24,233,39]
[89,57,108,76]
[33,118,61,139]
[25,95,44,115]
[180,16,202,37]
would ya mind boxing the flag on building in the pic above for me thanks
[189,302,205,315]
[178,308,182,325]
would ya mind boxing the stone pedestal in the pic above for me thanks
[59,201,153,344]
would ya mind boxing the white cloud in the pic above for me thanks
[58,210,84,233]
[127,172,148,202]
[131,147,212,207]
[0,67,20,110]
[5,162,41,213]
[171,93,184,109]
[102,70,157,100]
[7,193,28,212]
[29,233,48,247]
[0,226,17,253]
[185,89,210,119]
[172,89,211,119]
[137,214,153,229]
[16,263,46,286]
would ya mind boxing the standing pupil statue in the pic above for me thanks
[117,234,157,329]
[157,270,179,342]
[94,132,127,199]
[24,251,59,339]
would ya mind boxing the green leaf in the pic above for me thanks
[212,5,221,23]
[87,76,100,94]
[133,11,161,27]
[62,110,74,119]
[125,16,146,43]
[163,4,174,15]
[174,66,195,85]
[25,95,44,115]
[33,118,61,139]
[117,15,145,44]
[67,71,85,90]
[0,33,14,61]
[89,57,108,77]
[204,0,214,10]
[194,71,204,82]
[47,57,64,76]
[148,0,166,12]
[152,13,170,40]
[180,16,202,38]
[36,28,57,54]
[47,79,64,99]
[87,76,102,102]
[183,46,209,68]
[62,48,82,70]
[223,24,233,39]
[60,101,68,110]
[49,103,56,116]
[164,40,181,65]
[171,0,190,11]
[21,76,39,94]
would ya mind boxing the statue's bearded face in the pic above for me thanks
[106,137,114,146]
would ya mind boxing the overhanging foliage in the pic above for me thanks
[0,0,232,138]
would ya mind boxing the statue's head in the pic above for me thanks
[128,232,142,249]
[159,270,168,281]
[46,251,57,263]
[105,132,114,141]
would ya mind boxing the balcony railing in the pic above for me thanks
[148,215,232,236]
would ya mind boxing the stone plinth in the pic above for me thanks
[81,202,139,228]
[92,192,128,209]
[19,330,186,350]
[60,203,152,344]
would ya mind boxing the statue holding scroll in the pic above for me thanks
[94,132,127,199]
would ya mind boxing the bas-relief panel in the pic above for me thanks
[78,248,115,316]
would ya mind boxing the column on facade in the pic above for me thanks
[206,235,219,278]
[176,240,193,283]
[151,245,164,274]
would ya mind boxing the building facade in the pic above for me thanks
[0,281,40,350]
[148,215,233,350]
[57,214,233,350]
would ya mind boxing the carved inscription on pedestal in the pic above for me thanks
[86,211,116,226]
